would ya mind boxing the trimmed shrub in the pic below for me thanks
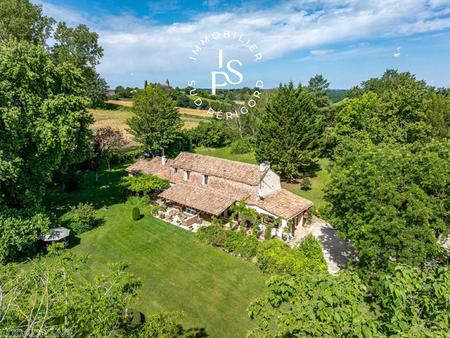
[196,225,226,246]
[297,234,327,270]
[132,207,141,221]
[300,177,312,191]
[197,225,327,275]
[230,138,253,154]
[264,225,273,240]
[62,203,97,235]
[257,240,326,275]
[223,231,258,259]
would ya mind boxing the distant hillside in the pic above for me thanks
[327,89,349,102]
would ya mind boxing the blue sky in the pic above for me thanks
[37,0,450,89]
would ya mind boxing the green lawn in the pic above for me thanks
[193,146,331,209]
[46,167,266,337]
[282,158,331,210]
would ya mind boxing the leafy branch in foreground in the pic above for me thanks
[248,264,450,337]
[0,247,183,337]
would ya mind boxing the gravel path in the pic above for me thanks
[289,216,356,274]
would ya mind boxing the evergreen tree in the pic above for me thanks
[307,74,331,108]
[127,85,183,153]
[255,83,324,180]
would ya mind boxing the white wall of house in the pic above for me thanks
[258,169,281,198]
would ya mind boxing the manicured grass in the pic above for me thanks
[193,146,331,209]
[46,167,266,337]
[282,158,331,210]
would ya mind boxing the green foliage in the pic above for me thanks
[374,264,450,336]
[248,264,450,337]
[223,231,259,259]
[61,202,98,234]
[230,137,254,154]
[0,40,93,261]
[93,127,127,169]
[127,85,183,153]
[132,207,141,221]
[324,139,449,269]
[0,208,50,263]
[297,234,327,268]
[257,240,327,275]
[248,271,378,337]
[264,225,273,240]
[0,0,55,44]
[255,82,324,180]
[196,226,326,270]
[300,177,312,190]
[0,252,183,336]
[0,41,93,210]
[188,120,229,148]
[307,74,332,108]
[339,70,449,147]
[230,201,258,228]
[51,22,106,108]
[122,174,169,195]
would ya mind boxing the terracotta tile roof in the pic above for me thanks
[248,189,313,219]
[171,152,264,186]
[159,184,235,216]
[126,157,173,181]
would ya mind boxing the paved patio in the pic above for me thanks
[289,216,356,274]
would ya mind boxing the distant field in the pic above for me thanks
[179,107,210,118]
[90,108,201,144]
[107,100,210,118]
[107,99,133,107]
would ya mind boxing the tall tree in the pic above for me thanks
[93,127,127,171]
[51,22,106,108]
[0,41,93,261]
[341,70,449,146]
[307,74,331,108]
[255,83,324,180]
[324,138,449,269]
[0,0,54,44]
[127,85,183,154]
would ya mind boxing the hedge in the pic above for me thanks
[196,225,327,275]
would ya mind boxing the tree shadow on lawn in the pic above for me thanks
[46,166,128,216]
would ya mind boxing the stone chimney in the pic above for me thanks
[161,155,167,166]
[259,161,270,172]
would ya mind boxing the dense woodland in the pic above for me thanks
[1,0,449,336]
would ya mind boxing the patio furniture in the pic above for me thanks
[40,227,71,248]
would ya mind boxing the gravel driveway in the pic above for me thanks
[289,216,356,274]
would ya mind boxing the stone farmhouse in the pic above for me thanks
[127,152,313,239]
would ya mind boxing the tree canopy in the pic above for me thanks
[248,264,450,337]
[0,249,184,336]
[255,82,324,180]
[127,85,183,154]
[0,0,54,44]
[0,41,93,262]
[324,139,449,269]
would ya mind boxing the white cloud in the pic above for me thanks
[36,0,450,85]
[393,46,401,58]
